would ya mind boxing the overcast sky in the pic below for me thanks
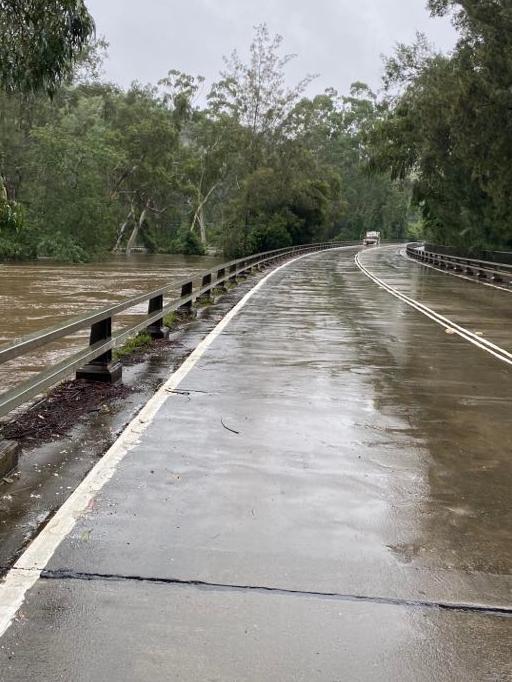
[86,0,456,96]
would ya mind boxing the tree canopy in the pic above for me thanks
[0,0,94,94]
[0,22,411,262]
[368,0,512,251]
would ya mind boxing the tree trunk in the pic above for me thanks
[197,204,206,245]
[126,203,148,255]
[190,183,217,245]
[112,206,134,253]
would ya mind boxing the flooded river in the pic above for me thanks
[0,253,222,392]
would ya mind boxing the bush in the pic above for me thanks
[170,229,205,256]
[249,216,293,252]
[37,233,89,263]
[0,194,37,260]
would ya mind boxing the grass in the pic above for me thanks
[163,312,177,328]
[113,331,152,361]
[195,295,212,308]
[111,272,248,364]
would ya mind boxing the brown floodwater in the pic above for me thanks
[0,253,222,392]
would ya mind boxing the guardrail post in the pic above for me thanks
[147,294,169,339]
[179,281,194,313]
[76,317,122,384]
[228,264,238,285]
[215,267,227,293]
[199,273,212,302]
[0,440,20,478]
[239,259,251,277]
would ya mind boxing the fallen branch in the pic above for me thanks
[220,418,239,435]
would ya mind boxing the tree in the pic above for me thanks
[369,2,512,250]
[0,21,412,262]
[107,84,181,254]
[0,180,34,259]
[287,84,410,242]
[208,24,325,255]
[27,93,124,259]
[209,24,315,141]
[0,0,94,94]
[159,71,230,246]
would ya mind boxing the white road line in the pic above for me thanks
[0,247,351,639]
[355,249,512,367]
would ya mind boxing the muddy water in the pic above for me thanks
[0,253,222,392]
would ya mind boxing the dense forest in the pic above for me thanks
[0,8,410,261]
[1,1,511,262]
[370,0,512,252]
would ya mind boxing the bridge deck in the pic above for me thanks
[1,247,511,681]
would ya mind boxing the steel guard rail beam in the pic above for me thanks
[406,244,512,285]
[0,241,357,418]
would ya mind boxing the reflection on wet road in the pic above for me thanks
[0,253,221,391]
[0,247,511,680]
[359,244,512,355]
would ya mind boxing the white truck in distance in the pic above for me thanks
[363,231,381,246]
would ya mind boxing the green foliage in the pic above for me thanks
[170,229,206,256]
[37,233,88,263]
[0,0,94,94]
[0,187,35,259]
[249,216,293,253]
[369,1,512,250]
[27,94,124,257]
[163,312,177,328]
[0,21,411,263]
[113,331,152,361]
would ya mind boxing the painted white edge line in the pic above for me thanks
[0,246,351,638]
[401,249,512,295]
[358,246,512,358]
[355,248,512,367]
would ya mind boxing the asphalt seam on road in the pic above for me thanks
[32,568,512,618]
[0,247,352,639]
[355,249,512,367]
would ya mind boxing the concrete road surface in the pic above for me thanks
[0,246,511,681]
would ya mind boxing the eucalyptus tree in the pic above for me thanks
[27,92,124,259]
[207,24,324,255]
[369,0,512,250]
[0,0,95,258]
[0,0,94,94]
[158,70,233,246]
[286,84,409,242]
[107,84,182,253]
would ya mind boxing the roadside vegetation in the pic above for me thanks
[368,0,512,253]
[0,11,410,263]
[1,1,509,263]
[113,331,152,361]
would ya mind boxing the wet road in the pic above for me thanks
[359,244,512,354]
[0,246,511,680]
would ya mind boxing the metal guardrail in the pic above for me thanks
[425,243,512,266]
[0,241,356,418]
[406,244,512,286]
